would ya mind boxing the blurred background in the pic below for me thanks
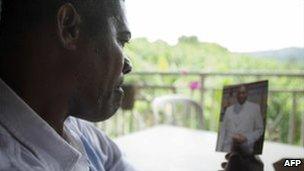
[97,0,304,146]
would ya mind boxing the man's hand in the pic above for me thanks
[221,138,263,171]
[232,133,247,144]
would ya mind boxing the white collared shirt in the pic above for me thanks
[0,79,135,171]
[218,101,264,153]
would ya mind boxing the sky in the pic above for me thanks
[125,0,304,52]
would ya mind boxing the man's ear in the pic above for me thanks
[57,3,81,50]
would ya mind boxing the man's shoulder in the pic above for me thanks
[0,151,13,170]
[0,125,21,170]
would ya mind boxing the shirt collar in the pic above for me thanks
[233,100,248,114]
[0,79,81,170]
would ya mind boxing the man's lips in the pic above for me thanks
[115,77,124,95]
[116,77,124,89]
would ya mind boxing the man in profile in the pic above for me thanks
[0,0,263,170]
[219,85,264,154]
[0,0,134,170]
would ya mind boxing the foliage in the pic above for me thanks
[118,36,304,145]
[124,37,298,72]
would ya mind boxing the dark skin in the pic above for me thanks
[1,1,260,170]
[222,139,264,171]
[0,1,132,135]
[237,85,248,105]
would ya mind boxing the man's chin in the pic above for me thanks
[85,99,122,122]
[98,104,121,121]
[85,103,121,122]
[70,90,123,122]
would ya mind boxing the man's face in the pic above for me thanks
[69,0,132,122]
[236,86,247,105]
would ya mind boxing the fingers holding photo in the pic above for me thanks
[232,133,248,144]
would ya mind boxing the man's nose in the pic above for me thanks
[122,56,132,74]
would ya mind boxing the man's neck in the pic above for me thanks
[238,100,246,106]
[0,29,75,136]
[21,87,69,136]
[1,75,69,136]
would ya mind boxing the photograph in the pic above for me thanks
[0,0,303,170]
[216,81,268,154]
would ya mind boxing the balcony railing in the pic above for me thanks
[98,70,304,145]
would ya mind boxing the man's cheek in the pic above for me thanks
[111,59,123,81]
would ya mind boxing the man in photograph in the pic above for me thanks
[219,85,264,154]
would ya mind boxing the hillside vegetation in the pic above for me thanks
[121,36,304,145]
[125,36,304,72]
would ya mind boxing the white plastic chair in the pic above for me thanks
[152,95,204,129]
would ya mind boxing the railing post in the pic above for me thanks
[172,87,177,94]
[200,75,205,106]
[288,92,296,144]
[210,90,216,131]
[301,102,304,146]
[200,74,205,129]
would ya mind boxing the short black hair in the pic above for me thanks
[0,0,123,40]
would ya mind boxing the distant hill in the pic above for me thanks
[125,37,304,71]
[241,47,304,62]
